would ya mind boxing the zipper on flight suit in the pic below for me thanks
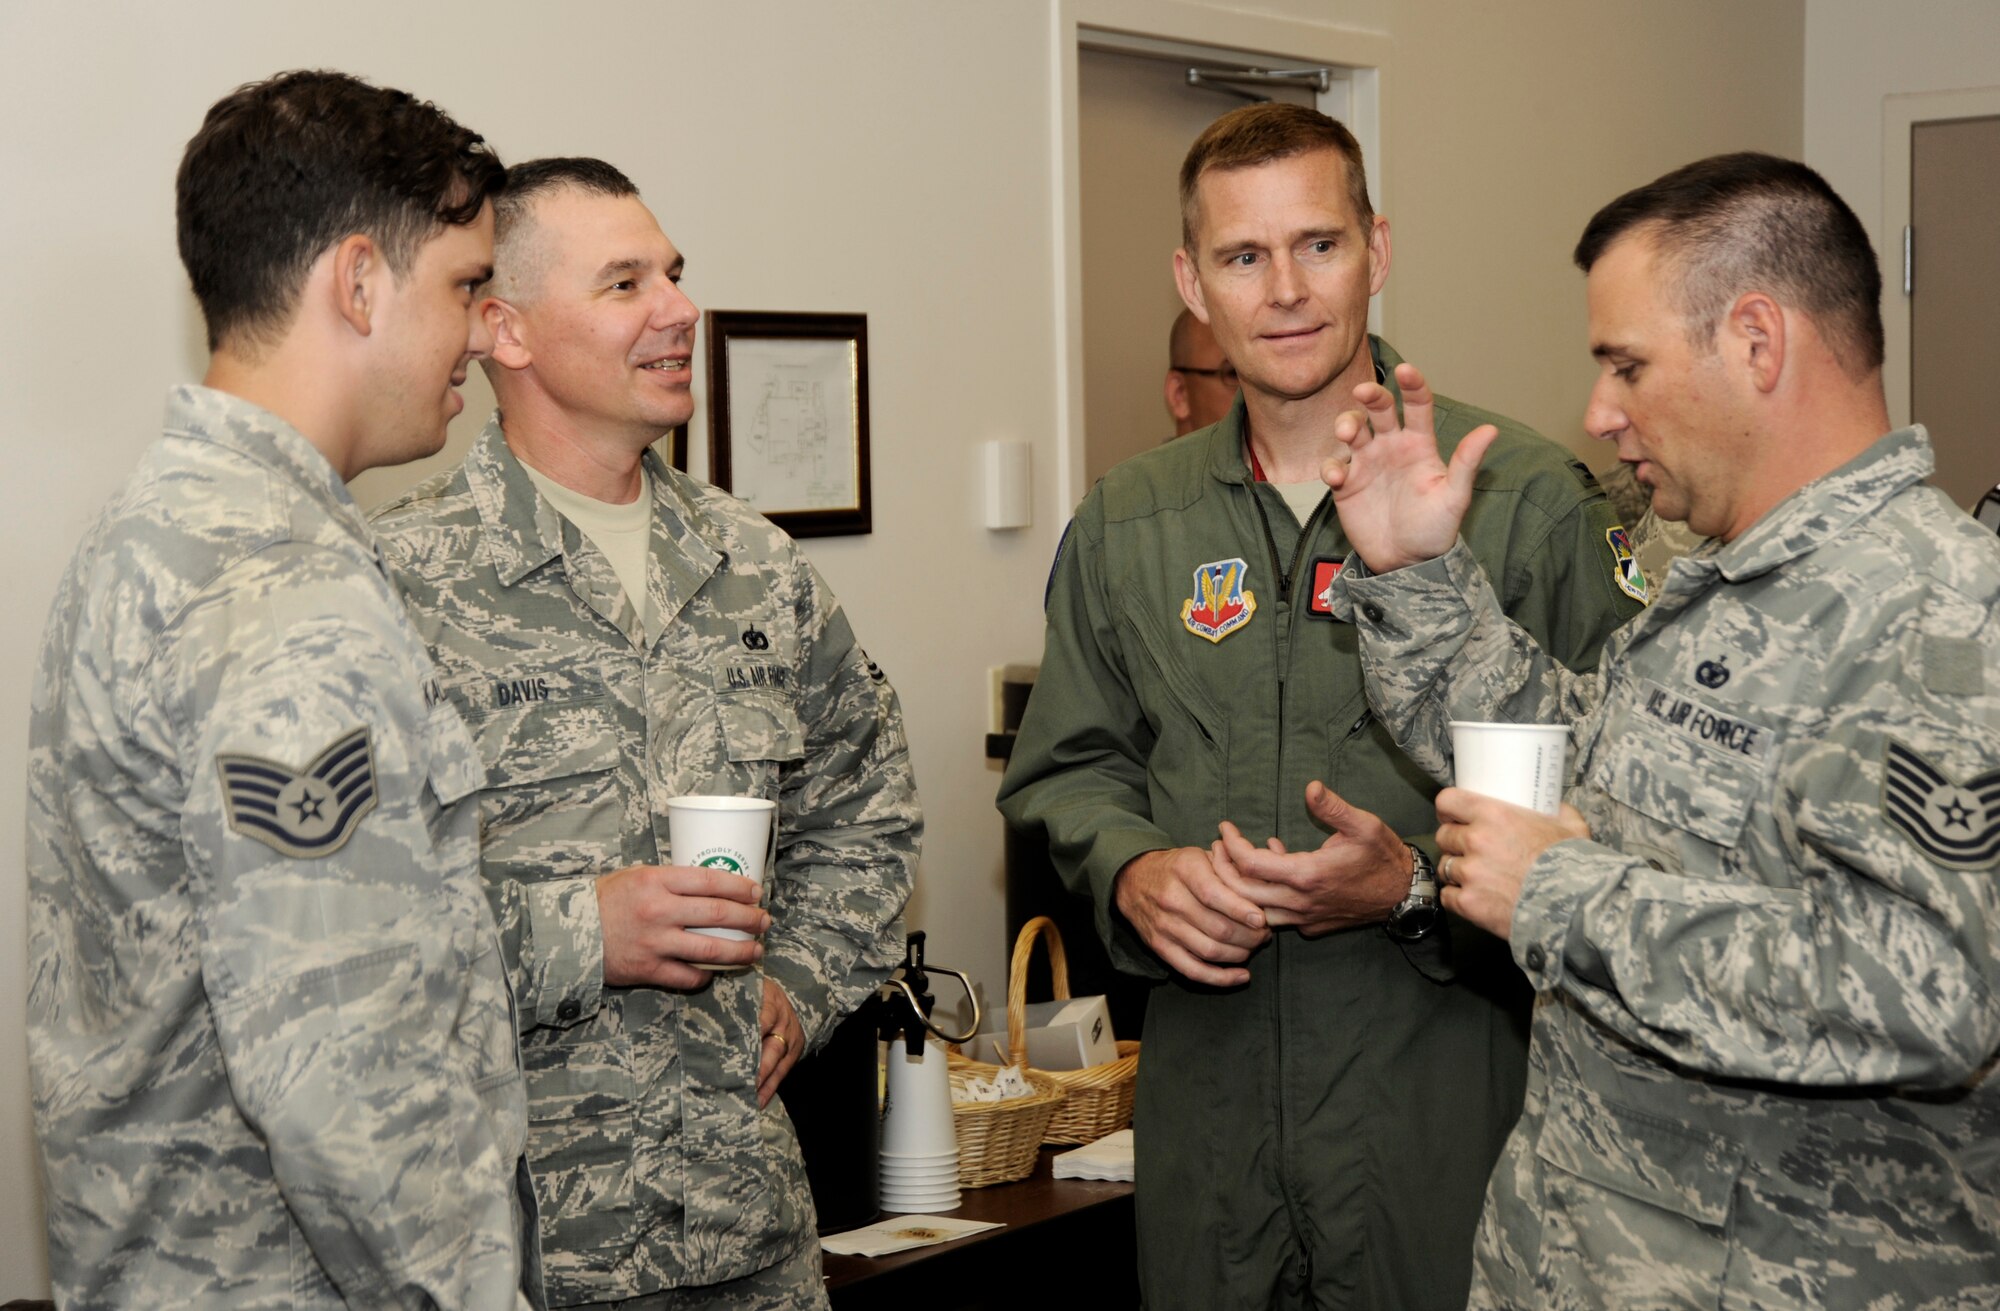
[1249,485,1334,799]
[1246,479,1336,1257]
[1246,483,1332,606]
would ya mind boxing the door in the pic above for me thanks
[1077,46,1323,486]
[1911,113,2000,509]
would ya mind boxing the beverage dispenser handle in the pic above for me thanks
[881,966,980,1047]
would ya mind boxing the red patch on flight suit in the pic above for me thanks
[1307,557,1344,619]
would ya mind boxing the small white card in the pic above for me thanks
[821,1214,1005,1257]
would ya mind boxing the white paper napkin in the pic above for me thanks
[821,1214,1005,1257]
[1052,1128,1134,1181]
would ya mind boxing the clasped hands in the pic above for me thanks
[1115,783,1592,988]
[1114,781,1410,988]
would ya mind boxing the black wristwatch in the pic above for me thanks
[1385,843,1441,943]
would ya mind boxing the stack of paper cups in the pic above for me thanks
[1448,721,1570,814]
[879,1038,961,1212]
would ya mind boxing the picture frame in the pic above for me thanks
[706,310,871,537]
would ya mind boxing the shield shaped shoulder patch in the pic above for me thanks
[216,726,380,858]
[1607,526,1649,604]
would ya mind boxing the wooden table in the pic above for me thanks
[823,1150,1137,1310]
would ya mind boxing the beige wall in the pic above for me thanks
[1806,0,2000,267]
[1,0,1813,1294]
[1381,0,1804,460]
[1804,0,2000,436]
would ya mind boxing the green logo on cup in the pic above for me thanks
[695,848,746,876]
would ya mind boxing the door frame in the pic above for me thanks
[1880,84,2000,428]
[1051,0,1392,512]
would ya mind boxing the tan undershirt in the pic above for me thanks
[1273,479,1328,526]
[523,463,654,627]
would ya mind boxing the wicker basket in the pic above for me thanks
[943,1056,1066,1187]
[962,915,1141,1146]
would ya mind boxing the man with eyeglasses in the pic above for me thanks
[1166,307,1240,437]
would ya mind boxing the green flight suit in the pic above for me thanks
[997,338,1641,1311]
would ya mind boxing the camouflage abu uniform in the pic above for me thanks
[28,387,538,1309]
[372,418,919,1305]
[1339,427,2000,1308]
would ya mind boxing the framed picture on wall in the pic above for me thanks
[663,423,689,472]
[706,310,871,537]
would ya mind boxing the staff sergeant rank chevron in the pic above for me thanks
[1885,739,2000,869]
[216,726,380,858]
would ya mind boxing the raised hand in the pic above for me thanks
[1321,362,1498,572]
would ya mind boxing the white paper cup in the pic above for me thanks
[880,1039,960,1158]
[1448,722,1570,815]
[666,795,776,959]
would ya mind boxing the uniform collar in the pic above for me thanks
[460,413,723,643]
[1708,426,1933,583]
[163,384,373,544]
[1208,334,1398,486]
[462,414,570,586]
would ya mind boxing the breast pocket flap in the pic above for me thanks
[1601,721,1762,849]
[473,701,621,789]
[718,694,806,764]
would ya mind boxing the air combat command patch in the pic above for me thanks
[216,725,380,858]
[1884,739,2000,869]
[1607,525,1649,604]
[1182,557,1257,643]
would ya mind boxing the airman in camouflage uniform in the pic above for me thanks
[28,73,538,1309]
[1325,154,2000,1307]
[373,158,918,1310]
